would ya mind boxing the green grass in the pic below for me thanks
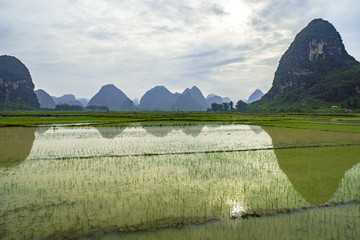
[1,111,360,133]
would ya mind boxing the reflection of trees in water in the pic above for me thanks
[0,127,36,168]
[95,127,125,139]
[263,126,360,205]
[142,124,204,138]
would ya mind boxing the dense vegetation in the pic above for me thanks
[207,101,234,111]
[85,105,110,111]
[55,104,84,111]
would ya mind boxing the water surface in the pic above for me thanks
[0,124,359,239]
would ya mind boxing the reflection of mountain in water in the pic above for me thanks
[142,125,204,138]
[36,127,50,135]
[0,127,36,168]
[174,125,204,137]
[142,126,173,137]
[263,126,360,205]
[95,127,125,139]
[249,125,263,135]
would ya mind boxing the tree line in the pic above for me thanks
[207,100,248,112]
[54,104,109,111]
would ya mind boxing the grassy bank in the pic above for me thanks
[1,111,360,132]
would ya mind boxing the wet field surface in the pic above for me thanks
[1,124,360,239]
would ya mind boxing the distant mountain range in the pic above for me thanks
[206,94,233,106]
[52,94,83,106]
[137,85,216,111]
[34,89,90,109]
[136,85,233,111]
[78,98,89,107]
[33,85,233,112]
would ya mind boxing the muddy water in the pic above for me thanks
[0,124,359,239]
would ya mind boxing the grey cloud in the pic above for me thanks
[234,44,254,51]
[87,29,125,41]
[209,4,228,16]
[176,50,218,59]
[142,1,197,25]
[247,0,311,32]
[181,71,209,77]
[258,57,280,66]
[180,69,212,79]
[200,57,246,69]
[1,0,359,102]
[88,31,113,40]
[153,25,184,33]
[0,26,11,39]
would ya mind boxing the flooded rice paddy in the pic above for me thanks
[0,124,360,239]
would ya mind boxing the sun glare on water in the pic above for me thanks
[230,201,246,218]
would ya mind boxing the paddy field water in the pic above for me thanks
[0,123,359,239]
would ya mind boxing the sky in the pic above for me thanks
[1,0,359,102]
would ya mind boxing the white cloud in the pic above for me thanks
[0,0,359,101]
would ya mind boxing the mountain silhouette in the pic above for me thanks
[52,94,83,106]
[182,86,207,110]
[247,89,264,104]
[172,93,204,111]
[138,86,178,111]
[0,55,39,110]
[35,89,56,109]
[253,19,360,111]
[87,84,134,111]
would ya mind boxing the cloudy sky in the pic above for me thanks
[1,0,359,101]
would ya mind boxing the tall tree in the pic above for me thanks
[236,100,248,112]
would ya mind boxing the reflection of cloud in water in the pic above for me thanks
[95,127,125,139]
[263,126,360,205]
[0,127,36,168]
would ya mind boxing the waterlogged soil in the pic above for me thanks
[0,124,360,239]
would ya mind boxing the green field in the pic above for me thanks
[0,112,360,239]
[1,111,360,128]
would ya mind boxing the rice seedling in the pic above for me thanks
[0,123,359,239]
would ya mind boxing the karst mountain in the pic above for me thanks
[252,18,360,111]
